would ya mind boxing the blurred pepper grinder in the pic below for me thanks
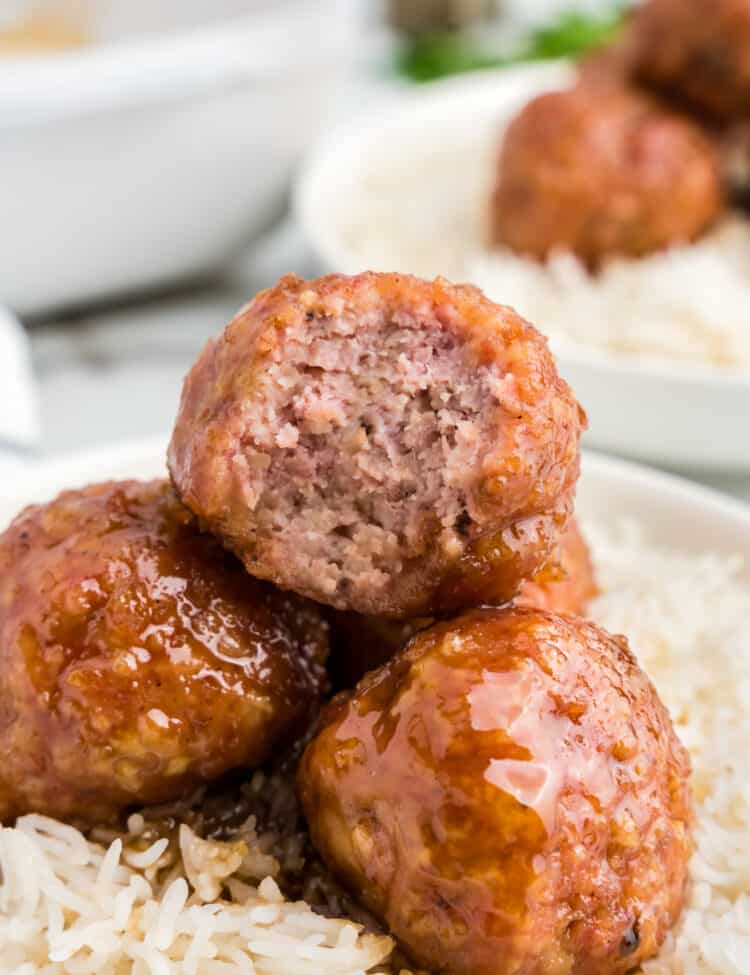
[386,0,501,32]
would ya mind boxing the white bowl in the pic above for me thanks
[295,62,750,473]
[0,0,356,316]
[1,439,749,576]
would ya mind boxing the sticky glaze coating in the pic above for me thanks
[491,84,724,269]
[328,517,597,690]
[514,517,598,615]
[0,480,328,824]
[299,609,692,975]
[632,0,750,121]
[168,272,584,618]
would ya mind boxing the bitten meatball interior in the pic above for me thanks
[169,273,584,619]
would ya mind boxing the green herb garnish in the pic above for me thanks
[396,6,628,83]
[528,8,626,60]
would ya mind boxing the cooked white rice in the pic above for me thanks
[0,815,393,975]
[0,518,749,974]
[338,136,750,373]
[585,519,750,975]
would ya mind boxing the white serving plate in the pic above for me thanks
[0,0,356,316]
[1,438,749,580]
[295,62,750,473]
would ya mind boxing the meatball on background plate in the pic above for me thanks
[632,0,750,122]
[299,608,692,975]
[0,479,328,824]
[491,82,724,269]
[169,272,584,619]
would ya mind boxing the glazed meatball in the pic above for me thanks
[491,84,724,269]
[299,609,691,975]
[328,517,597,689]
[515,517,598,615]
[168,272,584,619]
[632,0,750,121]
[0,480,328,824]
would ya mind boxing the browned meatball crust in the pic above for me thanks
[168,272,584,619]
[299,609,691,975]
[0,480,328,824]
[515,517,598,615]
[329,517,598,689]
[491,83,724,269]
[632,0,750,121]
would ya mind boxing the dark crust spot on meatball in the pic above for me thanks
[620,921,640,957]
[454,509,472,537]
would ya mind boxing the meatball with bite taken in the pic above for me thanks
[0,480,328,824]
[329,516,597,690]
[491,83,724,269]
[168,272,584,619]
[299,608,692,975]
[632,0,750,122]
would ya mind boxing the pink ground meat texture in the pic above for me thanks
[168,272,584,618]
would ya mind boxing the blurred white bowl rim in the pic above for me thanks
[0,0,358,315]
[0,0,354,127]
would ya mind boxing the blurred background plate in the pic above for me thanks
[295,62,750,473]
[0,0,357,315]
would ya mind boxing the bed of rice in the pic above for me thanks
[0,517,748,975]
[337,136,750,374]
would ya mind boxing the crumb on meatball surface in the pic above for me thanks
[299,608,692,975]
[168,272,584,619]
[491,83,724,269]
[0,480,329,824]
